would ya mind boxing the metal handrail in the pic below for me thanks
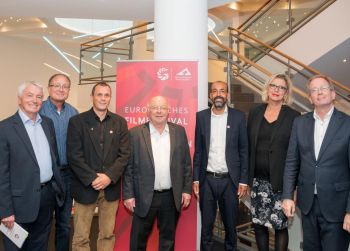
[80,22,154,85]
[81,22,153,46]
[233,0,337,64]
[209,36,309,102]
[228,27,350,95]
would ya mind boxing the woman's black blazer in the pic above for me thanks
[247,104,300,192]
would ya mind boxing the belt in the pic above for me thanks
[154,188,172,193]
[41,179,52,188]
[206,171,229,178]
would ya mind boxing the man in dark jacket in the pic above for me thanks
[67,82,130,251]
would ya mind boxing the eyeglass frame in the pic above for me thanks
[49,83,70,90]
[309,86,333,94]
[268,83,288,92]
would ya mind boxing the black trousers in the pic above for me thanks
[3,182,56,251]
[302,195,350,251]
[130,190,179,251]
[199,176,238,251]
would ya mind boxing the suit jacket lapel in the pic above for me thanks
[41,118,51,146]
[12,112,39,166]
[317,109,342,161]
[252,105,265,149]
[225,108,232,147]
[41,118,58,166]
[169,124,176,167]
[204,109,211,154]
[305,113,316,162]
[142,123,155,168]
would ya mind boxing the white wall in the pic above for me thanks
[0,35,151,118]
[0,35,84,118]
[276,0,350,65]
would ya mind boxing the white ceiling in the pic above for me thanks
[0,0,234,20]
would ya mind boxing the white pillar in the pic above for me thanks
[154,2,208,249]
[154,0,208,110]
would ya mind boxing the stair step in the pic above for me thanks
[232,93,255,102]
[231,84,242,93]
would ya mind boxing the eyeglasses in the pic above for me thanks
[149,106,169,111]
[269,83,288,92]
[309,86,332,94]
[49,83,70,90]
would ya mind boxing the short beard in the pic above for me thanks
[213,96,226,109]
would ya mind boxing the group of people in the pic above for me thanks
[0,72,349,251]
[248,74,350,251]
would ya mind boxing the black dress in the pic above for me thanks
[250,117,288,230]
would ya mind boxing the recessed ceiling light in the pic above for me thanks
[43,63,70,76]
[43,36,79,73]
[343,58,347,63]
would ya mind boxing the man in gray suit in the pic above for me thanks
[282,75,350,251]
[123,96,192,251]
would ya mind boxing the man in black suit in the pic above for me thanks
[0,81,64,251]
[123,96,192,251]
[193,81,249,251]
[67,82,130,251]
[282,75,350,251]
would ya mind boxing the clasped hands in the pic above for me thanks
[91,173,111,191]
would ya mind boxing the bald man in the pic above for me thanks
[123,96,192,251]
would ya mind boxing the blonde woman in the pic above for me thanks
[247,74,300,251]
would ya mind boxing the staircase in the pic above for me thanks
[230,82,261,116]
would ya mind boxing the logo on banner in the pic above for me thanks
[157,67,169,81]
[175,68,192,81]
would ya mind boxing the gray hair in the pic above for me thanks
[17,81,43,97]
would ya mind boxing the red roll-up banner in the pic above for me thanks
[114,61,198,251]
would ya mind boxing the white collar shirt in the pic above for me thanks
[313,106,334,160]
[207,106,228,173]
[149,122,172,190]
